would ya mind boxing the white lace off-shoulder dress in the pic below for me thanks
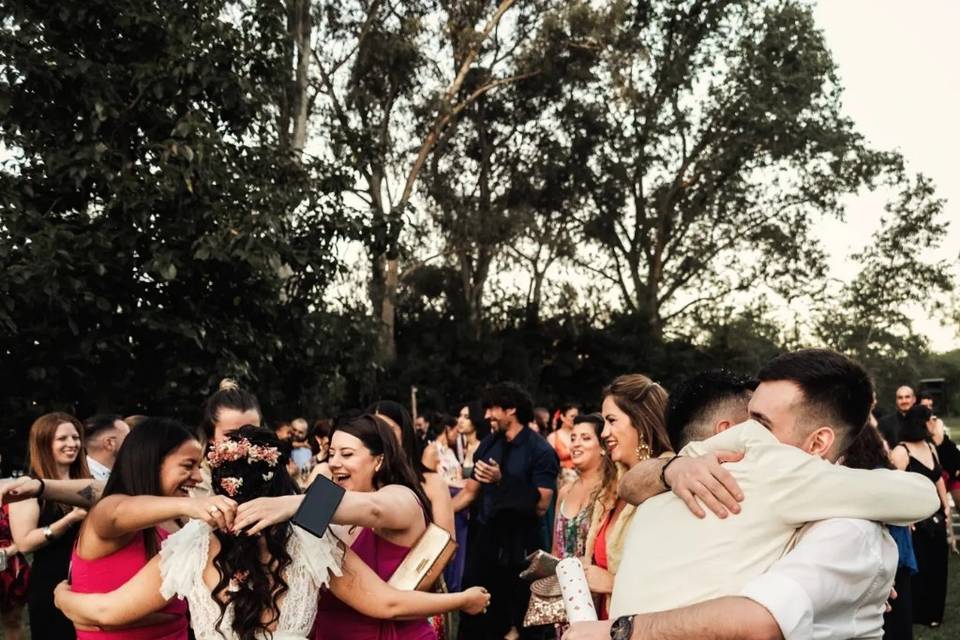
[159,520,342,640]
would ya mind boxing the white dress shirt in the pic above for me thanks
[740,518,897,640]
[86,455,112,481]
[609,421,937,618]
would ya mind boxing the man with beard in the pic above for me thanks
[453,382,559,640]
[289,417,313,471]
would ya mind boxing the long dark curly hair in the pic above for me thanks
[209,425,296,640]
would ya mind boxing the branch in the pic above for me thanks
[659,286,736,324]
[395,0,522,209]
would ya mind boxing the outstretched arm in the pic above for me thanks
[1,477,104,508]
[9,499,87,554]
[89,494,237,539]
[53,555,168,627]
[563,597,781,640]
[234,484,426,535]
[330,548,489,620]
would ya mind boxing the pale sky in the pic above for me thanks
[812,0,960,351]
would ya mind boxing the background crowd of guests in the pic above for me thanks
[0,353,956,640]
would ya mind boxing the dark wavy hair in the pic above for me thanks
[102,417,199,558]
[335,414,433,522]
[209,425,297,640]
[552,403,579,432]
[367,400,429,483]
[481,382,535,426]
[842,421,894,471]
[899,404,933,443]
[462,401,491,440]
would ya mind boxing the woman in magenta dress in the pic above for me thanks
[69,417,241,639]
[312,414,438,640]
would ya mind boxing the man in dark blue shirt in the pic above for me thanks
[454,382,560,639]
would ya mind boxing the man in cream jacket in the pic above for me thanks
[565,349,939,640]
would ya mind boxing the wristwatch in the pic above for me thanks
[43,526,55,541]
[611,615,634,640]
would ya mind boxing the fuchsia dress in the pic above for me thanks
[70,528,189,640]
[311,527,436,640]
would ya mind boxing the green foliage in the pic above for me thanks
[0,1,373,433]
[0,0,954,458]
[562,0,899,331]
[815,175,955,408]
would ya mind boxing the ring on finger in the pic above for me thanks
[209,506,221,515]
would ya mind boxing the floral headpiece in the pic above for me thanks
[207,437,282,497]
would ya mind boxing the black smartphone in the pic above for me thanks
[291,474,346,538]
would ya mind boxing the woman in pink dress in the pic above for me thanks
[69,417,241,639]
[310,414,438,640]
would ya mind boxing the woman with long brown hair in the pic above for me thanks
[583,374,671,618]
[9,412,91,639]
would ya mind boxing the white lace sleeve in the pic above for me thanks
[291,525,343,590]
[159,519,213,600]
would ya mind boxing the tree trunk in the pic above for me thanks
[289,0,311,155]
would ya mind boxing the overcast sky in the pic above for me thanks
[812,0,959,351]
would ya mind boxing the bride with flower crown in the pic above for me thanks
[54,425,489,640]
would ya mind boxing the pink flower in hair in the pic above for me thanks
[219,476,244,497]
[208,438,252,468]
[248,444,281,467]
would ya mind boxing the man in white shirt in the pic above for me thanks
[564,349,938,640]
[83,414,130,481]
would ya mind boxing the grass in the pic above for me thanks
[914,552,960,640]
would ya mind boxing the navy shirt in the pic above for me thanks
[472,425,559,524]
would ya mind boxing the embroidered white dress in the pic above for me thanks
[159,520,342,640]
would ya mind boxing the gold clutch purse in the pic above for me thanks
[523,575,566,627]
[387,523,458,591]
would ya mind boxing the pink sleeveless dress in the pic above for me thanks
[71,528,189,640]
[311,527,436,640]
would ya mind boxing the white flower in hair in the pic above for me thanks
[262,471,275,481]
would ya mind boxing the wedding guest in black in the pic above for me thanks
[890,404,951,627]
[453,382,560,640]
[878,386,915,448]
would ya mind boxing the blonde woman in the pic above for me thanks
[583,374,672,618]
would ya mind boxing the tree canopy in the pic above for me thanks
[0,0,955,455]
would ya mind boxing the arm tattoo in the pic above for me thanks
[76,483,102,506]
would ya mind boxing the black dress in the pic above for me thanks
[27,500,80,640]
[900,443,948,626]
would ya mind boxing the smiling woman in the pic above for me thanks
[68,417,244,640]
[8,412,91,640]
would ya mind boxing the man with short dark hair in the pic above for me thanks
[665,369,756,451]
[568,349,938,640]
[455,381,559,640]
[878,385,916,447]
[83,414,130,481]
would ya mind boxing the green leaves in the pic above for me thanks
[0,0,357,426]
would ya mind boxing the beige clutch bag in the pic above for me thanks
[387,523,457,591]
